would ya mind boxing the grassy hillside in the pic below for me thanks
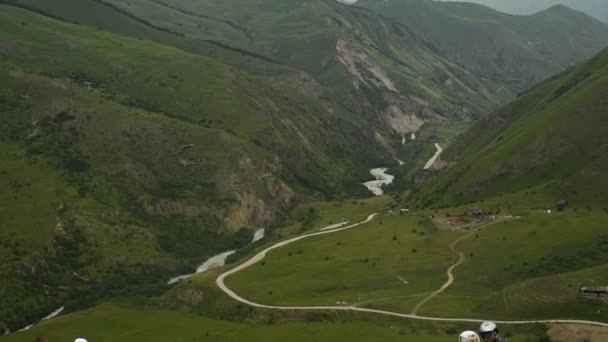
[2,0,608,337]
[357,0,608,93]
[0,303,548,342]
[407,48,608,208]
[435,0,608,24]
[222,197,608,323]
[10,0,608,186]
[0,4,400,330]
[8,0,505,126]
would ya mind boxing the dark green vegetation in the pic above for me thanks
[0,303,547,342]
[358,0,608,93]
[408,48,608,208]
[0,4,390,330]
[7,0,508,127]
[1,0,608,338]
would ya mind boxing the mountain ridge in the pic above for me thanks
[357,0,608,93]
[407,48,608,208]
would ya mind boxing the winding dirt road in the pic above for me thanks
[411,231,475,315]
[216,214,608,328]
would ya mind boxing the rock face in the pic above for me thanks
[335,40,451,139]
[223,156,296,232]
[383,103,428,136]
[336,39,398,92]
[138,151,295,233]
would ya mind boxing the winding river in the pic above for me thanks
[362,168,396,196]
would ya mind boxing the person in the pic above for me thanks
[459,330,481,342]
[479,321,507,342]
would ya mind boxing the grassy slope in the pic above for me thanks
[14,0,502,121]
[407,48,608,208]
[0,303,536,342]
[357,0,608,93]
[224,199,608,322]
[12,0,581,187]
[228,214,458,308]
[0,198,550,341]
[0,4,396,330]
[1,0,607,338]
[435,210,608,321]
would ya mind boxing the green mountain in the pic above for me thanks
[357,0,608,93]
[435,0,608,24]
[408,48,608,208]
[6,0,508,126]
[1,0,608,334]
[0,4,398,330]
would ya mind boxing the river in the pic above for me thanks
[17,306,64,332]
[362,167,395,196]
[168,250,237,285]
[168,227,266,285]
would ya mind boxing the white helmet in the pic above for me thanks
[74,339,88,342]
[459,331,481,342]
[479,321,499,339]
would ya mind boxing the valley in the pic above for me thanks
[1,0,608,341]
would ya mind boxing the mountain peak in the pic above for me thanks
[535,3,583,17]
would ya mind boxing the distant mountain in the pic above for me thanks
[357,0,608,93]
[434,0,608,23]
[9,0,507,122]
[408,48,608,207]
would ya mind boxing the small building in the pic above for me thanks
[467,207,484,217]
[557,200,569,211]
[580,286,608,298]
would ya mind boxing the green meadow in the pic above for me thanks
[226,202,608,322]
[1,303,545,342]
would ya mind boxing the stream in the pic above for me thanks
[17,227,267,333]
[18,306,64,332]
[168,250,237,285]
[362,168,396,196]
[167,227,266,285]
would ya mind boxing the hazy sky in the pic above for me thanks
[435,0,608,22]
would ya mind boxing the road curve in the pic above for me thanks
[411,231,474,315]
[216,214,608,328]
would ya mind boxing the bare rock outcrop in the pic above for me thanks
[223,156,295,232]
[336,39,398,92]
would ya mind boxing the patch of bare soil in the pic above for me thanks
[548,323,608,342]
[336,39,398,92]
